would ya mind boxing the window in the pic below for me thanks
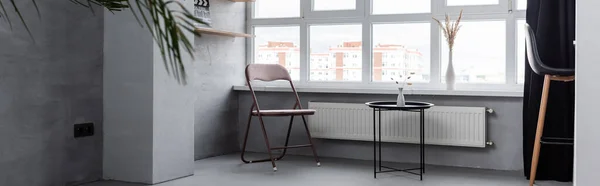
[373,23,430,82]
[310,24,362,81]
[517,0,527,10]
[517,19,526,84]
[441,21,506,84]
[372,0,430,14]
[314,0,356,11]
[254,0,300,18]
[254,26,300,80]
[249,0,526,91]
[446,0,499,6]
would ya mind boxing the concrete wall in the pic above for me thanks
[103,5,155,183]
[0,1,103,186]
[103,0,245,183]
[152,0,195,182]
[237,92,524,171]
[574,0,600,185]
[104,0,196,183]
[192,1,246,160]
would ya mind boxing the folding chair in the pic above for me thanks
[240,64,320,171]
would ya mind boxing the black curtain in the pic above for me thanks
[523,0,575,182]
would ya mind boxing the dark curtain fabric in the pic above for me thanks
[523,0,575,182]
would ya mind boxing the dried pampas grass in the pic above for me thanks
[433,9,463,51]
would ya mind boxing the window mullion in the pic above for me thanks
[300,22,309,83]
[361,0,371,84]
[506,15,517,84]
[361,9,371,84]
[430,0,443,88]
[246,2,253,68]
[301,0,311,18]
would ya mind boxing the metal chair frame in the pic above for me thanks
[240,64,320,171]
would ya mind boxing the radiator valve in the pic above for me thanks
[486,108,494,114]
[486,141,494,146]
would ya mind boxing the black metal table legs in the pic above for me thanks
[373,108,376,179]
[420,109,425,176]
[373,108,425,180]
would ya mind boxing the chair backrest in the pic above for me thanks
[246,64,292,82]
[524,23,547,76]
[245,64,303,110]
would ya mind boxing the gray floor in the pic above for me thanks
[84,153,572,186]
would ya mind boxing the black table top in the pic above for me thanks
[365,101,434,111]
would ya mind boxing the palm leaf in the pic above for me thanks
[1,0,204,84]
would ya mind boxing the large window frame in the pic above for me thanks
[246,0,526,92]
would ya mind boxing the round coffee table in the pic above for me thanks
[365,101,434,180]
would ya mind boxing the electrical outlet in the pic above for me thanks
[74,123,94,138]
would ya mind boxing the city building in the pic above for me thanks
[256,41,300,79]
[373,43,426,81]
[256,41,426,81]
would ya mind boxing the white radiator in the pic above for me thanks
[307,102,488,148]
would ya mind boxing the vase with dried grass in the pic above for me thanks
[434,10,463,90]
[392,72,414,107]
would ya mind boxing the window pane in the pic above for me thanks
[373,23,430,82]
[441,21,506,84]
[447,0,499,6]
[310,24,362,81]
[255,0,300,18]
[314,0,356,11]
[517,0,527,10]
[373,0,430,14]
[254,26,300,80]
[517,20,526,84]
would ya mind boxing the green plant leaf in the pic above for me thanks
[9,0,34,40]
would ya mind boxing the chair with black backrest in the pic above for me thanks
[241,64,320,171]
[524,23,575,186]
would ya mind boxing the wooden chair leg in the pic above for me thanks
[257,115,278,171]
[529,75,551,186]
[301,115,321,166]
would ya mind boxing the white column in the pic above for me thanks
[574,0,600,185]
[103,0,195,183]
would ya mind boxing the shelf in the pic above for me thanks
[195,27,253,38]
[229,0,255,2]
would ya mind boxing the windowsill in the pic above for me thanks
[232,85,524,97]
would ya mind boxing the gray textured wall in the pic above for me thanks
[192,1,246,160]
[103,3,155,183]
[104,0,196,183]
[0,1,103,186]
[238,92,524,171]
